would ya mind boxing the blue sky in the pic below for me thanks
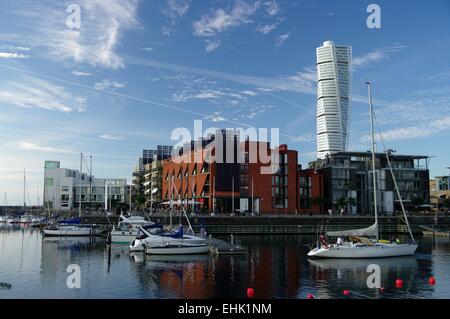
[0,0,449,205]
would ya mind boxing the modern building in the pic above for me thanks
[143,160,164,209]
[161,130,299,214]
[132,145,173,209]
[43,160,128,213]
[305,151,430,215]
[430,175,450,209]
[316,40,352,159]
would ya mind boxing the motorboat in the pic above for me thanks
[130,224,207,252]
[43,217,107,237]
[145,243,210,255]
[307,82,419,259]
[43,224,107,237]
[110,213,154,244]
[19,214,33,224]
[8,217,19,224]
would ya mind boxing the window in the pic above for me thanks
[45,178,53,186]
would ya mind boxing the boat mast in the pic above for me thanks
[384,151,415,242]
[23,168,26,209]
[367,82,379,239]
[79,153,82,218]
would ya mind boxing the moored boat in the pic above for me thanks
[145,243,210,255]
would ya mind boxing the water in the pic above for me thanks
[1,224,449,299]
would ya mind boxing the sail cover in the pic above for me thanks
[326,223,378,237]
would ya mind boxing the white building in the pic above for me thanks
[316,41,352,159]
[43,160,128,213]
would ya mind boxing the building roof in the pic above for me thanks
[327,151,429,160]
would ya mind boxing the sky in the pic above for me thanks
[0,0,449,205]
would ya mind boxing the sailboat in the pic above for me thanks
[307,82,418,258]
[43,153,107,237]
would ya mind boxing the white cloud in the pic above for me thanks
[94,79,127,90]
[193,1,260,37]
[265,0,280,16]
[205,40,221,53]
[0,76,86,112]
[255,23,278,34]
[72,70,92,77]
[0,52,29,58]
[205,112,225,122]
[353,45,406,68]
[1,45,31,51]
[275,32,290,47]
[141,47,154,52]
[19,0,140,69]
[99,134,124,141]
[165,0,191,20]
[241,90,259,96]
[18,142,76,154]
[126,56,316,94]
[290,133,315,143]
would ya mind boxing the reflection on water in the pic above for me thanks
[0,225,449,299]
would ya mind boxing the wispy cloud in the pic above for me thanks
[193,1,260,37]
[94,79,126,90]
[0,52,29,58]
[360,116,450,143]
[99,134,124,141]
[141,47,154,52]
[0,76,86,113]
[204,112,226,122]
[264,0,280,16]
[164,0,191,21]
[205,40,221,53]
[18,142,76,154]
[1,45,31,51]
[125,56,316,94]
[255,23,278,34]
[353,45,406,68]
[290,133,315,143]
[72,70,92,77]
[16,0,140,69]
[275,32,290,47]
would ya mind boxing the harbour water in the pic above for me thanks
[0,224,449,299]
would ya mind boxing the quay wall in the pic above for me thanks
[81,214,450,235]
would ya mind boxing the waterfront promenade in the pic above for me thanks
[81,214,450,235]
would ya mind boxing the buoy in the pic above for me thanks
[428,277,436,285]
[395,279,403,289]
[379,287,386,293]
[307,293,315,299]
[343,289,350,296]
[247,288,255,298]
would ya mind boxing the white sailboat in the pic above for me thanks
[307,82,418,259]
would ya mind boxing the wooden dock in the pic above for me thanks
[207,236,247,255]
[420,226,450,237]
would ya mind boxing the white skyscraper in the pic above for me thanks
[316,41,352,159]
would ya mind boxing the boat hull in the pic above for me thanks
[307,243,418,259]
[43,227,104,237]
[130,235,207,252]
[145,244,210,255]
[110,230,138,244]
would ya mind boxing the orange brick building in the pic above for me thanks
[161,132,299,214]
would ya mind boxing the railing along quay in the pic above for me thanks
[81,214,450,235]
